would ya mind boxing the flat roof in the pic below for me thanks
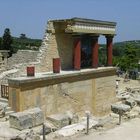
[50,17,117,26]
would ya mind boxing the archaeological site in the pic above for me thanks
[0,17,139,140]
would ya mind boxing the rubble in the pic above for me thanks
[125,99,136,108]
[116,91,130,100]
[134,97,140,105]
[39,121,57,135]
[54,118,98,137]
[11,130,40,140]
[0,102,7,118]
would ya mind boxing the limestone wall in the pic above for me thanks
[35,21,74,72]
[1,20,78,78]
[8,68,116,117]
[7,50,38,69]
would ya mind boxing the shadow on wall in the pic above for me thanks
[55,33,74,70]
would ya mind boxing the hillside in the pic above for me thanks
[99,40,140,69]
[0,37,42,52]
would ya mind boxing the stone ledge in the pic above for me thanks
[8,67,116,90]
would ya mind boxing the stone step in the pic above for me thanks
[0,98,8,104]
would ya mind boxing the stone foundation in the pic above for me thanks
[8,67,117,117]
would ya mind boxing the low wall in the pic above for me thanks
[8,67,117,117]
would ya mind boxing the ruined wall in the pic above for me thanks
[35,21,74,72]
[9,72,116,117]
[55,33,73,70]
[7,50,38,69]
[1,21,74,76]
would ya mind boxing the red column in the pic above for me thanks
[92,36,99,68]
[27,66,35,76]
[106,36,113,66]
[73,37,81,70]
[53,58,60,73]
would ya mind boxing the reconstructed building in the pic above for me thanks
[8,18,117,117]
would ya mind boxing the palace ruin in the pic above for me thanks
[6,17,117,117]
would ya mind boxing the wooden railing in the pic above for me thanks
[1,85,9,99]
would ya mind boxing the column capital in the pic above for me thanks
[72,34,82,39]
[105,35,114,39]
[90,34,99,39]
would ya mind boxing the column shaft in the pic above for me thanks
[106,36,113,66]
[74,37,81,70]
[92,36,99,68]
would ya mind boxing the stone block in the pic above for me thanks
[25,108,44,127]
[9,112,32,130]
[71,114,79,124]
[47,113,70,128]
[125,99,136,108]
[134,98,140,105]
[111,104,131,114]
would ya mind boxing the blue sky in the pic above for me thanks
[0,0,140,43]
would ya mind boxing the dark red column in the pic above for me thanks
[73,37,81,70]
[92,36,99,68]
[53,58,60,73]
[27,66,35,76]
[106,36,113,66]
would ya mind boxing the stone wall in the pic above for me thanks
[8,68,117,117]
[35,21,74,72]
[7,50,38,69]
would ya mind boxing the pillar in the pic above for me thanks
[27,66,35,76]
[92,36,99,68]
[106,36,113,66]
[53,58,60,73]
[73,36,81,70]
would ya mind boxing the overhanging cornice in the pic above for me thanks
[51,17,117,35]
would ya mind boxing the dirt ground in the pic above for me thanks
[75,118,140,140]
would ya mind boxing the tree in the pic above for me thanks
[2,28,13,51]
[20,33,27,39]
[117,44,139,71]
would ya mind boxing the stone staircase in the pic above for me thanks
[0,97,15,116]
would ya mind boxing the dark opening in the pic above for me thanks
[2,56,4,61]
[81,35,92,68]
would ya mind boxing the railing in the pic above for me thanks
[1,85,9,99]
